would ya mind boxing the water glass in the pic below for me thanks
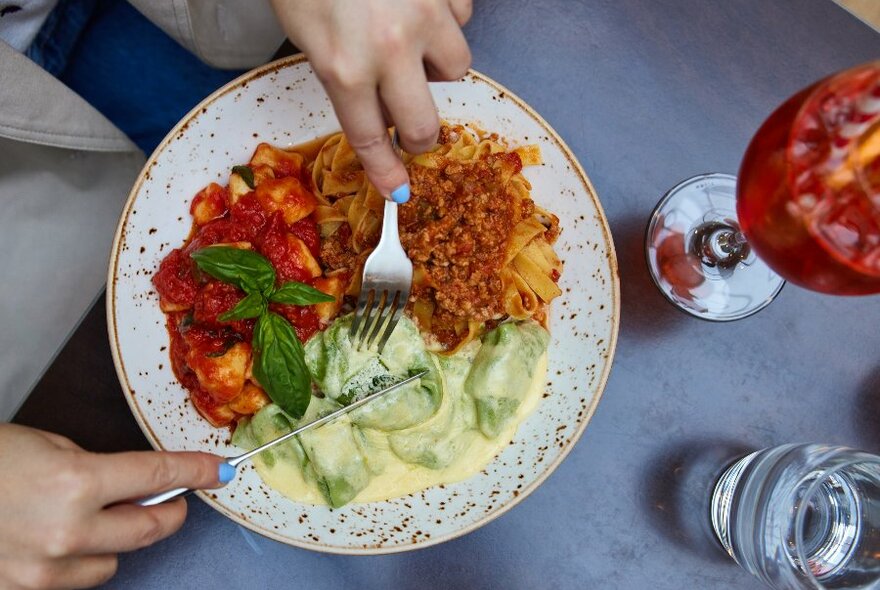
[710,443,880,589]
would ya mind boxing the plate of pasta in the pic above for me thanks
[108,54,619,554]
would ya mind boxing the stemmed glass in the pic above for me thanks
[646,61,880,321]
[644,60,880,589]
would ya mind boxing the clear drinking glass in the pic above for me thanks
[710,443,880,589]
[646,61,880,321]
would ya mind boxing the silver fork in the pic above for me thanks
[349,132,413,353]
[135,372,426,506]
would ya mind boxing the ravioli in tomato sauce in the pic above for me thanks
[152,143,346,428]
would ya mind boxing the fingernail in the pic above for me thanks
[218,462,236,484]
[390,183,410,204]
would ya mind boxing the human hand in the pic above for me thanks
[0,423,229,589]
[271,0,473,202]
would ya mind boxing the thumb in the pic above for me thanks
[321,86,411,202]
[85,451,230,504]
[362,150,411,204]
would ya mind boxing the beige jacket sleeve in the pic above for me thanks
[128,0,286,69]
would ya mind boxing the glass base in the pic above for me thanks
[708,444,877,589]
[645,173,785,321]
[710,451,760,563]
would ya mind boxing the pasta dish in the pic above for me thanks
[313,124,561,352]
[152,124,564,506]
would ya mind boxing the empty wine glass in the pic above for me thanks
[646,61,880,321]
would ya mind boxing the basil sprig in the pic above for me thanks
[190,247,274,295]
[190,246,334,418]
[218,292,266,322]
[270,282,335,305]
[232,165,256,189]
[252,312,312,419]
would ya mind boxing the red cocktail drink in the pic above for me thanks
[738,62,880,294]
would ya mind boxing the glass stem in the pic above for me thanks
[718,230,748,257]
[691,222,751,270]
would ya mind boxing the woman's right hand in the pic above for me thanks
[0,423,228,589]
[271,0,473,202]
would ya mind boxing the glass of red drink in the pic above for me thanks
[646,61,880,321]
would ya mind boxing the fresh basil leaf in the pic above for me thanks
[252,312,312,419]
[218,292,266,322]
[232,165,255,189]
[191,247,275,295]
[269,281,335,306]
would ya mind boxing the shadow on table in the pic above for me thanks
[640,438,752,563]
[13,293,150,452]
[853,364,880,454]
[612,211,689,340]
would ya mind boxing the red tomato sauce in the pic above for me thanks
[256,213,315,284]
[152,146,332,429]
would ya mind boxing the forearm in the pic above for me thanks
[128,0,285,69]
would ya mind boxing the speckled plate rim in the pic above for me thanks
[107,53,620,555]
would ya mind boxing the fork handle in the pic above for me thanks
[380,200,399,246]
[135,486,193,506]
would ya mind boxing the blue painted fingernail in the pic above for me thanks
[390,183,410,204]
[218,462,236,484]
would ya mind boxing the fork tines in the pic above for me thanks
[349,286,410,353]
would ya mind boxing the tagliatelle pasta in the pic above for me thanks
[153,124,564,432]
[311,123,563,352]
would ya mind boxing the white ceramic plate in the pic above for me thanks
[108,55,619,554]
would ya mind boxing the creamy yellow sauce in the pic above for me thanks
[254,354,547,504]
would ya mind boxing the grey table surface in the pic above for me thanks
[14,0,880,588]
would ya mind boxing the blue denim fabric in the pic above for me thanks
[25,0,98,76]
[28,0,247,153]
